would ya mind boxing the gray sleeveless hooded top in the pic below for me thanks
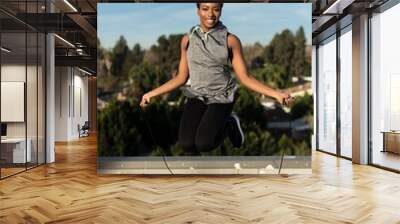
[181,21,237,104]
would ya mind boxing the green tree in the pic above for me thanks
[147,34,183,76]
[233,87,266,126]
[278,134,294,155]
[264,29,296,88]
[98,100,148,156]
[122,43,144,76]
[243,42,265,70]
[98,99,182,157]
[128,62,160,98]
[97,38,104,60]
[293,26,307,78]
[253,64,286,89]
[290,93,313,120]
[111,36,129,77]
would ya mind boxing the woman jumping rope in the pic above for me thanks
[140,3,293,155]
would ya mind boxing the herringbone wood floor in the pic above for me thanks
[1,135,400,224]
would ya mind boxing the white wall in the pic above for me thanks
[55,67,89,141]
[55,66,69,141]
[1,64,26,81]
[72,72,89,138]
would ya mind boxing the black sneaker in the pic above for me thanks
[228,113,244,148]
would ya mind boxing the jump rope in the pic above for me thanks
[139,105,174,175]
[139,97,292,175]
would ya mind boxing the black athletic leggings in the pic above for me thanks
[178,98,234,153]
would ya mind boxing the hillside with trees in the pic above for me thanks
[98,27,312,157]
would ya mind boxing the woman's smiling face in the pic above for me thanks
[197,3,222,31]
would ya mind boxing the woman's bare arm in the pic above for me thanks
[228,34,291,105]
[140,35,190,107]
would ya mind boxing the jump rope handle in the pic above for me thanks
[283,95,294,106]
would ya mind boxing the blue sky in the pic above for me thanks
[98,3,311,50]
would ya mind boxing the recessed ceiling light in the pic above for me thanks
[78,67,93,76]
[1,47,11,53]
[54,34,75,48]
[63,0,78,12]
[322,0,354,15]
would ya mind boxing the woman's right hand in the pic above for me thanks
[140,93,152,108]
[276,92,293,106]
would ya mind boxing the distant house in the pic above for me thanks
[267,117,311,140]
[260,81,312,113]
[116,92,127,102]
[282,82,312,98]
[97,98,108,110]
[260,80,313,139]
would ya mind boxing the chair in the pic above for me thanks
[78,121,90,138]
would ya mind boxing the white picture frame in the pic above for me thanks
[1,81,25,122]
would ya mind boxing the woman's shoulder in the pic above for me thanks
[227,33,241,48]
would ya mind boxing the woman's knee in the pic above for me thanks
[178,139,195,151]
[194,138,215,152]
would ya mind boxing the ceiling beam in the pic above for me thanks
[66,13,97,47]
[55,55,96,72]
[322,0,356,14]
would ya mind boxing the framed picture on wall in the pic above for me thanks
[97,3,312,174]
[1,81,25,122]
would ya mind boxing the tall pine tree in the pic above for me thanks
[111,36,129,77]
[293,26,307,78]
[122,43,144,76]
[264,29,295,87]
